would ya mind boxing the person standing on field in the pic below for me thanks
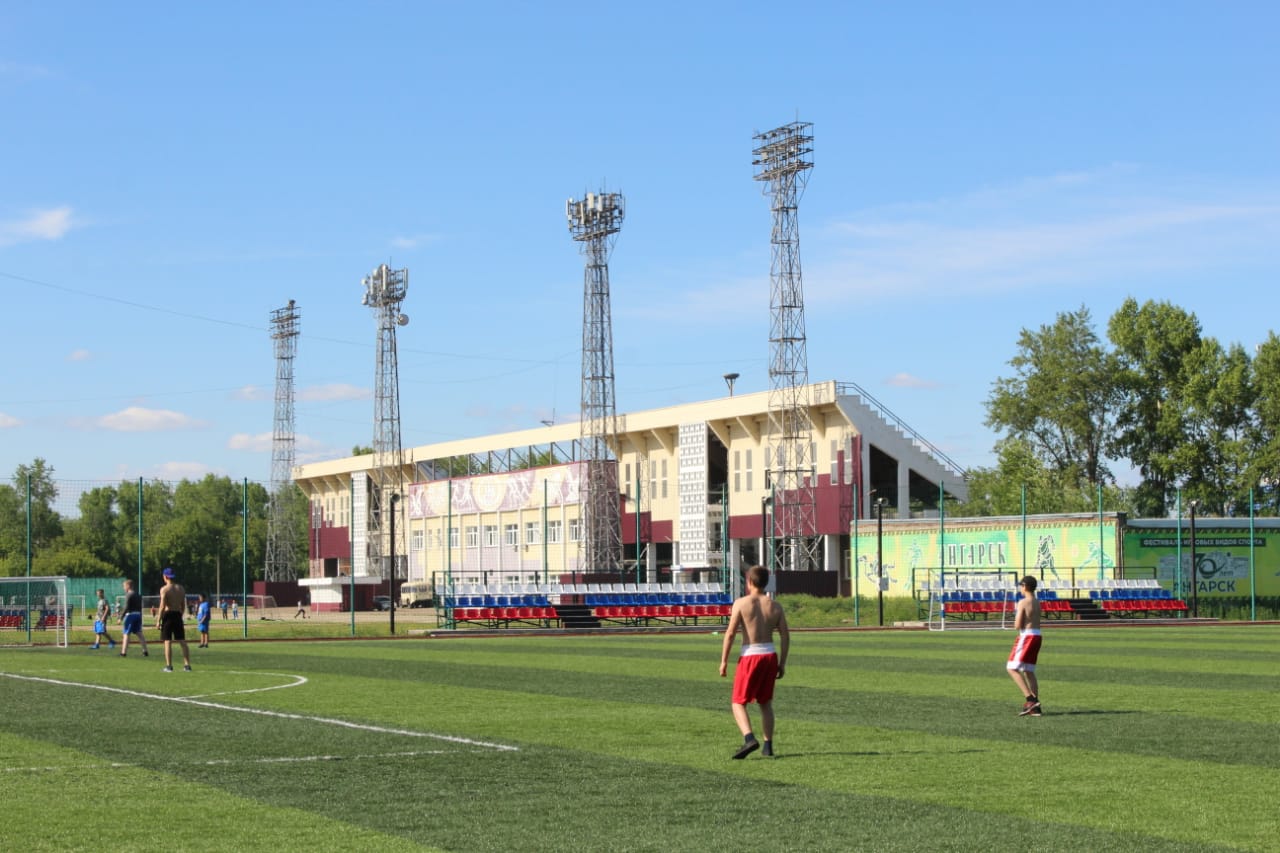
[91,588,115,650]
[719,565,790,758]
[1008,575,1043,716]
[118,578,149,657]
[155,568,192,672]
[195,593,211,649]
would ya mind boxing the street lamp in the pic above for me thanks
[1188,499,1200,619]
[875,498,887,627]
[723,372,740,396]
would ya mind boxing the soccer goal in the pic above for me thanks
[0,576,70,647]
[244,595,279,619]
[923,570,1017,632]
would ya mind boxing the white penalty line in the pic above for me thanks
[6,750,453,774]
[0,671,518,752]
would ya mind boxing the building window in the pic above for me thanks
[746,448,753,491]
[449,527,459,548]
[525,521,542,545]
[411,530,424,551]
[465,525,478,548]
[483,524,498,547]
[547,520,563,544]
[504,523,519,546]
[624,463,631,498]
[569,518,582,542]
[661,458,668,498]
[733,450,741,493]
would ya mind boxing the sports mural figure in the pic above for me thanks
[1035,535,1063,581]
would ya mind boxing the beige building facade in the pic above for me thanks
[292,380,968,609]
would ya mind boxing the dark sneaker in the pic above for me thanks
[183,665,192,672]
[761,742,774,758]
[1028,703,1043,716]
[1018,701,1036,716]
[732,737,760,759]
[162,666,173,673]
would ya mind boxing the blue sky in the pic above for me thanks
[2,2,1278,487]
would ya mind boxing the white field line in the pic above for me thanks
[186,671,308,698]
[4,749,453,774]
[0,671,518,752]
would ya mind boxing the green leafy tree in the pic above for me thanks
[0,484,25,576]
[1250,332,1280,513]
[1173,339,1257,515]
[986,307,1122,493]
[13,459,63,553]
[954,437,1133,517]
[1107,298,1208,516]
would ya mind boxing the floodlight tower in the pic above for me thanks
[265,299,300,582]
[753,121,819,571]
[567,190,625,574]
[363,264,409,581]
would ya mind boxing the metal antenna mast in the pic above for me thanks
[567,190,624,573]
[362,264,409,581]
[266,299,300,582]
[753,121,819,571]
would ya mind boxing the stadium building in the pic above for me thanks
[292,379,968,610]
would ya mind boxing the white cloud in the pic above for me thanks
[807,168,1280,304]
[390,233,442,250]
[0,206,75,247]
[152,461,220,480]
[227,432,274,452]
[94,406,206,432]
[66,349,91,362]
[0,412,21,428]
[297,383,370,402]
[231,385,268,401]
[228,431,330,454]
[0,60,52,81]
[884,372,939,390]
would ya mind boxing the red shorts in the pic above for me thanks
[732,652,779,705]
[1007,631,1042,672]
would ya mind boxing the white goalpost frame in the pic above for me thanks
[0,575,70,647]
[925,569,1019,632]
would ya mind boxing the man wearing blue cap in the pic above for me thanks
[155,567,192,672]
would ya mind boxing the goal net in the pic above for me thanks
[923,570,1017,632]
[0,576,70,647]
[244,595,278,619]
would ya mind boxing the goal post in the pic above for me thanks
[924,569,1018,632]
[0,576,70,647]
[244,594,279,619]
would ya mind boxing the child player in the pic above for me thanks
[719,565,790,758]
[1008,575,1043,716]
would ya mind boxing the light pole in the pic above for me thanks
[760,496,772,572]
[875,498,887,627]
[389,492,399,635]
[1188,499,1200,619]
[214,535,221,602]
[723,372,739,396]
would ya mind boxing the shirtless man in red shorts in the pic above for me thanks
[719,564,790,758]
[1008,575,1043,716]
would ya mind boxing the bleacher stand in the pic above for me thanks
[442,581,732,629]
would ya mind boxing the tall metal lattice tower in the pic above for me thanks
[567,190,624,573]
[753,121,820,571]
[362,264,409,580]
[265,299,300,582]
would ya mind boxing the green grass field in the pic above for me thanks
[2,624,1277,852]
